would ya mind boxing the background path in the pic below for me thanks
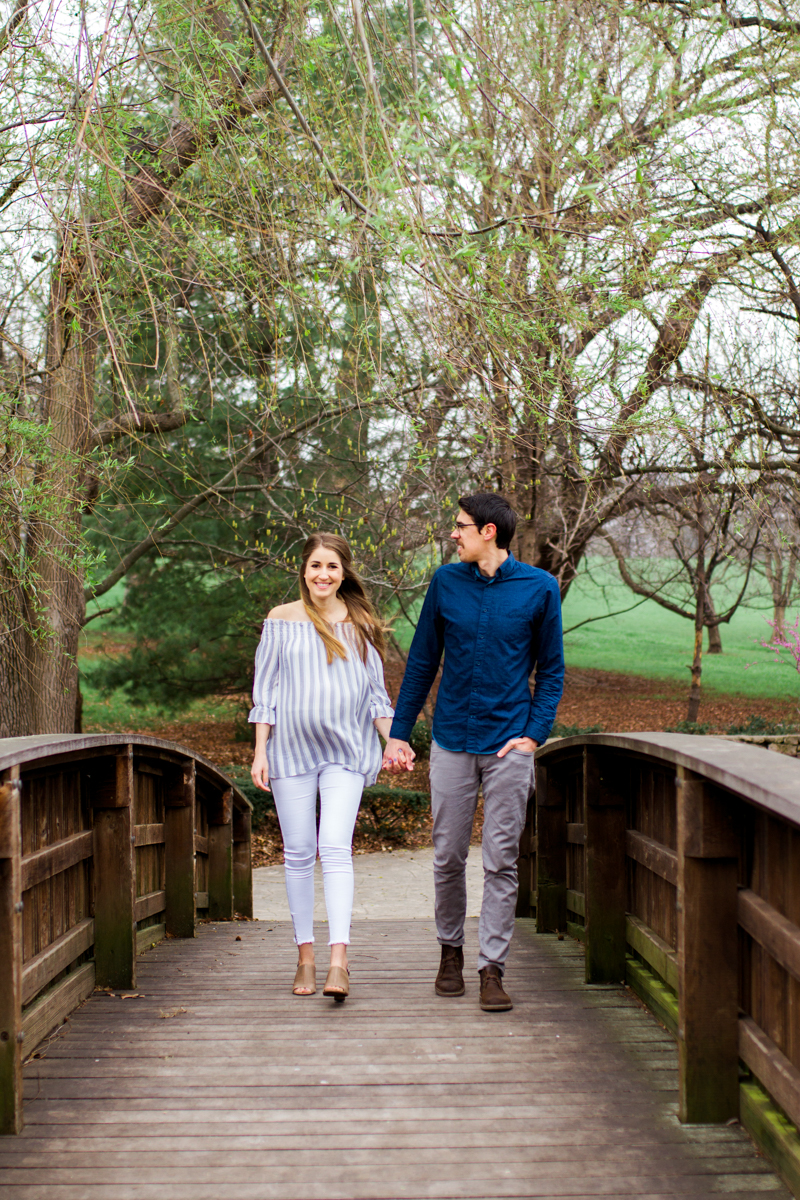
[253,845,485,922]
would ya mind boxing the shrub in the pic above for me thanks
[725,714,798,736]
[550,721,604,738]
[664,720,712,734]
[358,785,431,841]
[409,720,432,759]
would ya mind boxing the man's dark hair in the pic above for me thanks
[458,492,517,551]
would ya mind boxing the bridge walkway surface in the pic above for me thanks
[0,917,788,1200]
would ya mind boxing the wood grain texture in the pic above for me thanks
[92,751,136,991]
[20,831,93,891]
[21,918,94,1005]
[0,920,788,1200]
[21,962,95,1056]
[626,830,678,886]
[740,1015,800,1134]
[676,769,739,1123]
[584,748,627,985]
[0,769,23,1135]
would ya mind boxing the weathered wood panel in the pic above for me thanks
[0,920,788,1200]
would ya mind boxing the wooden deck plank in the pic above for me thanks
[3,919,789,1200]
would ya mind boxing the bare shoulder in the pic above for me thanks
[267,600,307,622]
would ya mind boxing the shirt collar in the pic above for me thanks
[471,552,516,582]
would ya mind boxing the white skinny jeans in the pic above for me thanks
[270,764,365,946]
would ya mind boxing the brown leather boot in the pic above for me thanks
[479,965,513,1011]
[435,944,465,996]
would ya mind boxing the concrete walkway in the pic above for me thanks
[253,845,485,922]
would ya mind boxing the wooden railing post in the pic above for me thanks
[536,761,567,934]
[91,748,136,990]
[208,789,234,921]
[233,806,253,919]
[165,759,196,938]
[676,765,739,1123]
[584,747,627,985]
[0,768,23,1136]
[515,792,536,918]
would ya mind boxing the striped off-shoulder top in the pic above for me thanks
[248,619,395,785]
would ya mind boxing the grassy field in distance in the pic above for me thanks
[391,556,798,703]
[561,557,797,701]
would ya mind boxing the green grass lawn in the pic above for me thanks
[561,558,797,700]
[392,557,798,701]
[80,559,798,732]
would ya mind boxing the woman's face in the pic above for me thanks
[305,547,345,603]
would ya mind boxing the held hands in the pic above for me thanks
[250,752,271,792]
[497,736,538,758]
[382,737,416,773]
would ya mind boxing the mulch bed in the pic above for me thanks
[94,663,794,867]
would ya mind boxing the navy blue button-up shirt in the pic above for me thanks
[390,554,565,753]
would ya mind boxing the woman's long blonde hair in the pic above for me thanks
[299,533,387,665]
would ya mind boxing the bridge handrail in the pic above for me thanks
[523,731,800,1195]
[0,734,252,1136]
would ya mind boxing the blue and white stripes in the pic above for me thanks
[248,619,395,785]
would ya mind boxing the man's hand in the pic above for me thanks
[496,736,538,758]
[382,737,416,773]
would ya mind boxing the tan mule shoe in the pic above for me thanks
[323,965,349,1003]
[292,963,316,995]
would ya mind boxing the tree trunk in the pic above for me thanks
[0,232,97,736]
[704,592,722,653]
[772,604,786,643]
[687,525,706,724]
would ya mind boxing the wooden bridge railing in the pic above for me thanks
[519,733,800,1194]
[0,734,252,1136]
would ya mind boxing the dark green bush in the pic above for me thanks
[358,785,430,841]
[550,721,604,738]
[725,714,798,736]
[664,720,712,735]
[409,720,432,759]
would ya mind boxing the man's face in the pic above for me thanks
[451,509,492,562]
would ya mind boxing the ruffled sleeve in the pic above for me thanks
[365,640,395,720]
[248,620,280,724]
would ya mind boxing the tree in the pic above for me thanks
[6,0,800,737]
[373,0,800,593]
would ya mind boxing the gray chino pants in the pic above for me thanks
[429,741,535,972]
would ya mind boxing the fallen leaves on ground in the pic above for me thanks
[100,665,793,867]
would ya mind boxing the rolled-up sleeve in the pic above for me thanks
[365,641,395,720]
[524,577,564,744]
[248,620,279,724]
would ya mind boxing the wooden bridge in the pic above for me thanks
[1,732,800,1199]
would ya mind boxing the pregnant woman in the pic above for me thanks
[249,533,394,1001]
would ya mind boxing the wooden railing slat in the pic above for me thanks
[738,889,800,986]
[626,914,678,993]
[626,829,678,886]
[21,830,93,892]
[740,1015,800,1135]
[21,918,94,1006]
[21,962,95,1057]
[134,823,164,848]
[134,891,167,922]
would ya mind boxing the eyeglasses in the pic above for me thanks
[452,521,478,531]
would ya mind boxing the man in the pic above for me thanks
[384,493,564,1012]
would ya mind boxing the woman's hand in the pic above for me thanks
[251,752,270,792]
[382,737,416,773]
